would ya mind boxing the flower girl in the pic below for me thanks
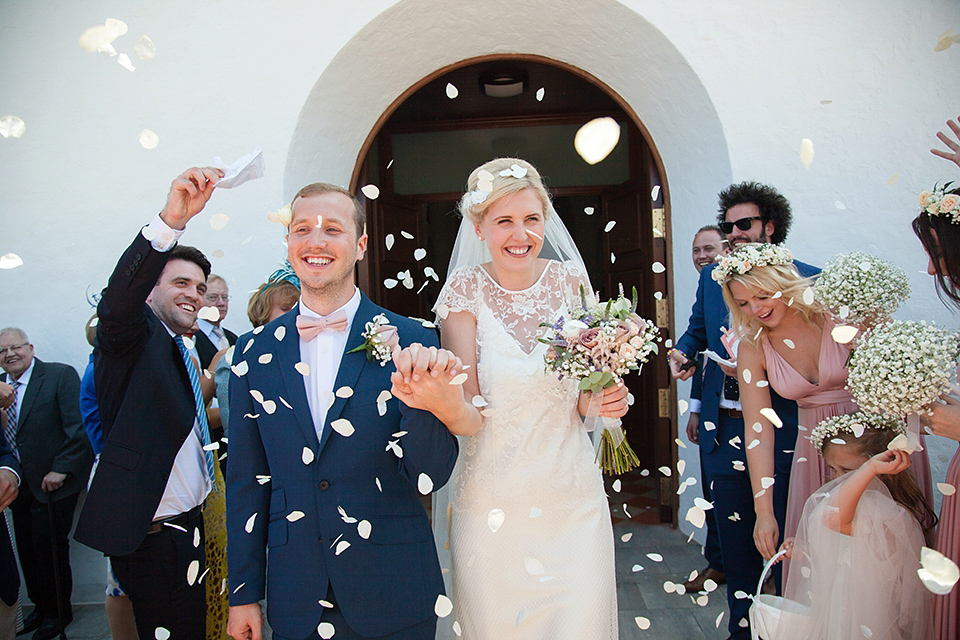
[775,413,935,639]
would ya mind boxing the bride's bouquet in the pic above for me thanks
[814,251,910,326]
[540,284,660,474]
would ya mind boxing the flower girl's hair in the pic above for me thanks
[822,428,938,533]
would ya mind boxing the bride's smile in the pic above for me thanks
[474,187,546,289]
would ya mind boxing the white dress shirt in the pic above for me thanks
[1,359,30,484]
[299,289,361,440]
[142,215,212,519]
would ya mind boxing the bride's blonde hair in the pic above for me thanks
[459,158,552,226]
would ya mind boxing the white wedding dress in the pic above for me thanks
[434,260,618,640]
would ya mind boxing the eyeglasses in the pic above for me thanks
[719,216,763,234]
[0,343,28,356]
[205,294,230,303]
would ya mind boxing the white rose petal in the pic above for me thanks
[418,473,434,495]
[760,407,783,428]
[302,447,315,465]
[331,418,355,437]
[574,116,621,165]
[445,83,459,99]
[686,506,706,528]
[435,594,454,617]
[360,184,380,200]
[187,559,200,585]
[155,628,171,640]
[317,622,336,639]
[210,213,230,230]
[286,511,305,522]
[335,540,351,555]
[831,325,859,344]
[138,129,159,149]
[487,508,505,532]
[918,546,960,595]
[800,138,814,168]
[634,616,651,630]
[652,261,666,273]
[357,520,372,539]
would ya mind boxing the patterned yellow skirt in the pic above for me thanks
[204,463,230,640]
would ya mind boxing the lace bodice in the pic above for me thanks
[434,260,603,508]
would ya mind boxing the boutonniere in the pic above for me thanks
[347,313,399,366]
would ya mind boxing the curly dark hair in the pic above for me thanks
[912,184,960,310]
[717,181,793,245]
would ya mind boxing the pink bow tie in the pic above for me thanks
[296,310,348,341]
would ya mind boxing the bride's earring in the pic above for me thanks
[478,235,484,241]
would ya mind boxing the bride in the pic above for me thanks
[391,158,625,638]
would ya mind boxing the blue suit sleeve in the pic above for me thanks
[675,266,711,360]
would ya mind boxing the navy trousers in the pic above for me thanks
[702,411,792,639]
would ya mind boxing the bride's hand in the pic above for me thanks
[390,344,466,418]
[577,382,628,418]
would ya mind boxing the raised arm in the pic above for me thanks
[932,117,960,169]
[738,340,779,560]
[823,450,911,535]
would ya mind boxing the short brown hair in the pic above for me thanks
[291,184,365,237]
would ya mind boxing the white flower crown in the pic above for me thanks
[711,243,793,284]
[918,182,960,224]
[465,163,530,208]
[810,412,905,453]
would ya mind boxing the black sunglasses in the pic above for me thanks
[719,216,763,234]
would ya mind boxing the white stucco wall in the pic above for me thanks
[2,0,959,567]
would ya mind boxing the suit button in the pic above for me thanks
[135,252,142,260]
[318,480,330,491]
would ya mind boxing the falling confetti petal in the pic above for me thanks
[261,400,276,414]
[245,513,257,533]
[646,553,663,562]
[677,460,686,475]
[658,466,671,477]
[78,18,128,53]
[760,407,783,428]
[761,477,775,489]
[748,440,761,450]
[752,422,763,433]
[182,336,195,351]
[635,617,651,630]
[678,399,689,416]
[783,339,796,349]
[529,507,542,517]
[134,35,156,59]
[704,421,716,431]
[632,564,643,572]
[414,248,427,261]
[418,473,434,494]
[258,353,272,365]
[621,532,633,542]
[651,185,661,201]
[435,594,454,617]
[834,201,846,210]
[137,129,159,149]
[831,324,859,344]
[536,87,545,101]
[209,213,229,231]
[487,508,505,532]
[676,438,686,449]
[155,629,170,640]
[384,278,398,289]
[574,117,621,165]
[335,540,350,555]
[117,53,135,72]
[651,261,666,273]
[0,254,24,269]
[743,369,752,384]
[802,288,815,306]
[401,230,414,240]
[445,83,459,99]
[918,546,960,594]
[584,206,595,216]
[935,36,953,52]
[888,174,899,186]
[357,519,372,539]
[336,386,354,398]
[861,625,873,638]
[331,418,355,437]
[604,220,616,232]
[610,253,616,264]
[938,483,956,496]
[302,447,314,465]
[317,622,335,639]
[449,373,468,386]
[525,557,545,575]
[360,184,380,200]
[686,506,706,528]
[800,138,814,168]
[385,234,395,250]
[286,511,305,522]
[187,560,200,585]
[663,581,677,594]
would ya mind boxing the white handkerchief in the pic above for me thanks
[702,349,736,369]
[213,146,264,189]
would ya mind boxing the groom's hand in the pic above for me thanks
[227,603,263,640]
[391,344,464,416]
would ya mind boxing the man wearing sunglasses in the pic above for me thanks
[669,181,818,640]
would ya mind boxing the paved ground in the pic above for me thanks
[16,472,730,640]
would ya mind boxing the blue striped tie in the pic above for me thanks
[174,335,217,489]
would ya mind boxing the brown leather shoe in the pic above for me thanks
[682,567,726,592]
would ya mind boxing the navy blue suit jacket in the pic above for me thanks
[676,260,819,453]
[226,297,459,639]
[0,435,20,606]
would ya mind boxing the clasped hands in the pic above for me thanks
[390,344,466,422]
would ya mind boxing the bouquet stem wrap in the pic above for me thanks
[584,385,640,475]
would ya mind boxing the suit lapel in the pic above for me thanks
[15,359,44,428]
[276,310,321,451]
[317,295,375,454]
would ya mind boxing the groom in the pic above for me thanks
[226,183,459,640]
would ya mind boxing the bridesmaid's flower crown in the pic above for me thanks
[712,243,793,284]
[918,182,960,224]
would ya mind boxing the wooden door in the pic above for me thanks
[367,193,427,319]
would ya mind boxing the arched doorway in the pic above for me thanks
[351,56,677,523]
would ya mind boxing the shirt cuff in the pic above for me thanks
[0,466,20,487]
[141,213,184,252]
[688,399,702,414]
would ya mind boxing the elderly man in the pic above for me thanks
[0,328,92,640]
[669,182,818,640]
[195,274,238,369]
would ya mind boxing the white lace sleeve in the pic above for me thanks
[557,260,594,311]
[433,265,481,322]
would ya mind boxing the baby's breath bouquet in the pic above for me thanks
[847,321,960,432]
[814,251,910,326]
[540,285,660,474]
